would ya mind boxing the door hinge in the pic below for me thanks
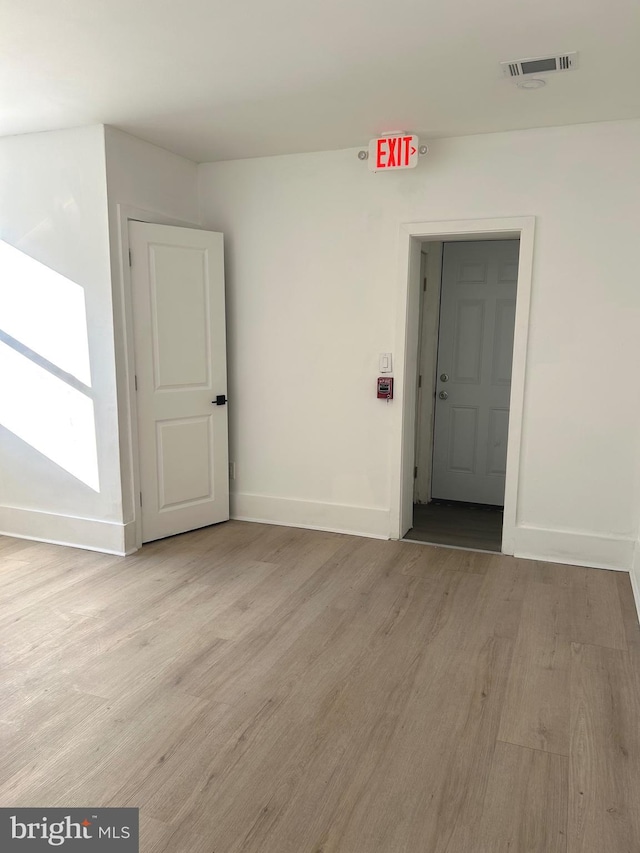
[129,249,132,267]
[139,492,142,507]
[134,375,138,391]
[418,375,422,388]
[414,466,418,479]
[423,277,427,292]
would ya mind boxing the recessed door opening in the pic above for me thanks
[405,238,520,552]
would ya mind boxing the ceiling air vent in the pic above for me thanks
[501,52,578,79]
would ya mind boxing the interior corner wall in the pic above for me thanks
[197,119,640,566]
[0,125,126,553]
[104,127,200,549]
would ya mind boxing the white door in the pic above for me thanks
[431,240,519,505]
[130,221,229,543]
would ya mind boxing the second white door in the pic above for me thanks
[130,221,229,543]
[431,240,519,505]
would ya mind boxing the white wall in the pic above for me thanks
[104,127,200,550]
[0,125,126,552]
[198,119,640,567]
[0,125,199,555]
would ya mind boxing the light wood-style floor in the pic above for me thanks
[1,521,640,852]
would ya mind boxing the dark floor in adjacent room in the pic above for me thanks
[406,500,503,552]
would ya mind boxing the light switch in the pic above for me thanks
[379,353,392,373]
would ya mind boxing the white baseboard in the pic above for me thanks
[513,524,634,572]
[231,492,390,539]
[0,505,131,556]
[630,541,640,621]
[123,520,139,555]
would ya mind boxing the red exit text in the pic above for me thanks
[368,135,419,171]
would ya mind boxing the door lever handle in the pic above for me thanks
[212,395,227,406]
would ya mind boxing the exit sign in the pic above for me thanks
[368,134,419,172]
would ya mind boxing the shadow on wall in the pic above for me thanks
[0,240,100,491]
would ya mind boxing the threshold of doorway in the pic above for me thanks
[400,538,499,556]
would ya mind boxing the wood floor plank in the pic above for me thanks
[446,740,568,853]
[405,634,514,853]
[460,559,528,641]
[498,580,572,755]
[570,567,627,650]
[296,576,508,853]
[170,572,487,850]
[178,537,405,706]
[0,536,32,558]
[0,522,638,852]
[569,642,640,853]
[615,572,640,651]
[0,686,107,781]
[140,815,212,853]
[515,557,580,588]
[0,683,212,808]
[166,572,463,819]
[395,541,493,577]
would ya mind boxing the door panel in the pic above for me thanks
[452,300,484,383]
[130,221,229,543]
[486,408,510,476]
[151,245,211,389]
[431,240,519,505]
[448,407,478,473]
[156,416,213,508]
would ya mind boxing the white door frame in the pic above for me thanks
[390,217,536,554]
[114,204,202,553]
[413,242,443,504]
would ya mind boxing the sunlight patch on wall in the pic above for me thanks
[0,341,99,491]
[0,240,91,385]
[0,240,99,491]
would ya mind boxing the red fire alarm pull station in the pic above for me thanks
[377,377,394,400]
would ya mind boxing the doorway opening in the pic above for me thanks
[406,238,519,551]
[391,217,535,555]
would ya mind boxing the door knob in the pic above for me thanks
[439,391,448,400]
[440,373,449,382]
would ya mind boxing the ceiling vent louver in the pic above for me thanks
[501,52,578,79]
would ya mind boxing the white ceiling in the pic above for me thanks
[2,0,639,162]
